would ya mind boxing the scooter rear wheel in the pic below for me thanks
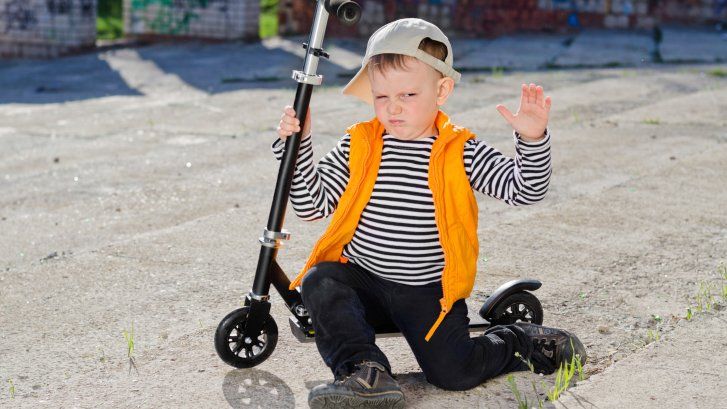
[215,307,278,368]
[489,291,543,325]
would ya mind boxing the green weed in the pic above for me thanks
[509,342,585,406]
[646,328,661,343]
[7,378,14,399]
[123,323,135,358]
[546,339,584,401]
[97,0,123,40]
[491,66,505,78]
[707,68,727,78]
[718,262,727,301]
[696,281,717,312]
[506,374,539,409]
[547,361,575,402]
[259,0,279,39]
[684,262,726,319]
[571,108,581,124]
[123,323,138,375]
[643,118,661,125]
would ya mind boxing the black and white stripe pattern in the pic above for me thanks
[271,129,551,285]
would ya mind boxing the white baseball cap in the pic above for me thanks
[342,18,461,105]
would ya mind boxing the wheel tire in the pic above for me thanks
[489,292,544,325]
[214,307,278,368]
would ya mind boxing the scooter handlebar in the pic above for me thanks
[325,0,361,26]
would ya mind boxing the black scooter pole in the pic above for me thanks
[244,0,362,341]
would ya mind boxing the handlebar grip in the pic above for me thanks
[325,0,361,26]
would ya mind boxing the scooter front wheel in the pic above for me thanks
[215,307,278,368]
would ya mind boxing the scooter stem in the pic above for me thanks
[251,2,330,300]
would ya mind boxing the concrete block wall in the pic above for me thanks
[0,0,97,58]
[124,0,259,40]
[279,0,727,37]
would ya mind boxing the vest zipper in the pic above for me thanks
[425,139,450,342]
[289,132,373,289]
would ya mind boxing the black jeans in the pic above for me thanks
[300,261,533,391]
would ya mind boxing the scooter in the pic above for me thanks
[214,0,544,369]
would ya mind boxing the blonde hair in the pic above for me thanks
[367,37,448,78]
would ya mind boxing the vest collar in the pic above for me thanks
[348,110,464,147]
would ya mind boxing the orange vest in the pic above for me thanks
[288,110,479,341]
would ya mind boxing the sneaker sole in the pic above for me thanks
[309,391,405,409]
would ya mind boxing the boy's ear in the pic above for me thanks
[436,76,455,106]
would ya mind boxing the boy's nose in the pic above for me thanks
[387,102,402,115]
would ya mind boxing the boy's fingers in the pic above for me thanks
[282,115,300,125]
[520,84,528,107]
[535,86,544,107]
[529,83,537,104]
[496,104,515,125]
[544,96,552,113]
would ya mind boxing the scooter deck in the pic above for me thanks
[289,306,490,343]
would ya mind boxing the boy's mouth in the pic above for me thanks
[389,119,404,125]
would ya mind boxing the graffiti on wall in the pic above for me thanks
[46,0,72,14]
[1,0,95,35]
[1,0,38,32]
[130,0,229,35]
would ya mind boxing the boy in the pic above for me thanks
[273,18,586,409]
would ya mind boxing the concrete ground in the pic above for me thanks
[1,27,726,408]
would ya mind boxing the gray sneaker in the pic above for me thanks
[308,361,405,409]
[514,322,587,375]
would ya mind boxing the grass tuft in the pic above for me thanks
[123,322,138,375]
[684,261,727,319]
[508,341,585,407]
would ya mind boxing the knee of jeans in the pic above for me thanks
[300,262,340,298]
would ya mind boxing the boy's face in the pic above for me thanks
[369,57,454,141]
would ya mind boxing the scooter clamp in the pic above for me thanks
[247,291,270,302]
[259,228,291,248]
[292,70,323,85]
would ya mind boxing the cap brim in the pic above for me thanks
[342,63,373,105]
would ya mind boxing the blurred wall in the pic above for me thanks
[124,0,259,40]
[0,0,97,58]
[279,0,727,37]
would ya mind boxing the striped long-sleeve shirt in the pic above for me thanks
[271,129,551,285]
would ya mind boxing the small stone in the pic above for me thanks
[598,325,611,334]
[53,157,59,163]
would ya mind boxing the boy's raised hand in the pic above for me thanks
[277,105,312,141]
[496,83,552,141]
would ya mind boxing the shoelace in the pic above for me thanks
[335,362,370,384]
